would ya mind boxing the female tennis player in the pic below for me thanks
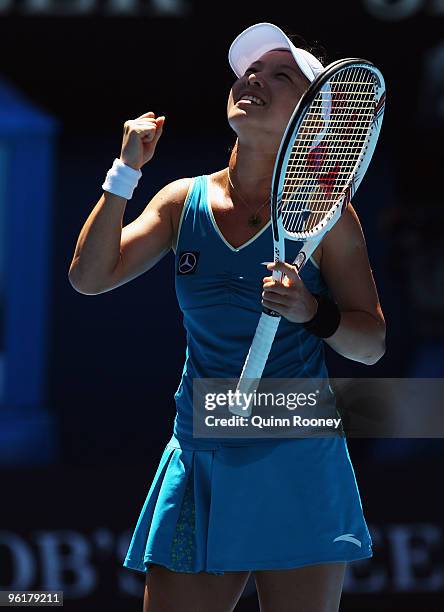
[69,22,385,612]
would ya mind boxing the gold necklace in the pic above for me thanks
[227,168,270,228]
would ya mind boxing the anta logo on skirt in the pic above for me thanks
[333,533,362,547]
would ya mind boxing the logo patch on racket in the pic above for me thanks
[177,251,200,275]
[294,251,306,270]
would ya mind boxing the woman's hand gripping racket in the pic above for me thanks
[229,59,386,417]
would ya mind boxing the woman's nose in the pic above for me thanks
[247,73,264,87]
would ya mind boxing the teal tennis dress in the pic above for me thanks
[123,175,373,575]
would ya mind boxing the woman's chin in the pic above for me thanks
[227,110,263,130]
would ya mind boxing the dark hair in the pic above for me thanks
[285,31,328,66]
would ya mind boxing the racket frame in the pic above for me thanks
[228,59,385,417]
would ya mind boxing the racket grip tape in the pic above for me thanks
[229,313,281,416]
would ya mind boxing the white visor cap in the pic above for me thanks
[228,22,324,83]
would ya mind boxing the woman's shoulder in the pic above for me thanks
[169,170,225,235]
[165,177,194,249]
[323,203,365,251]
[207,168,228,198]
[167,176,194,203]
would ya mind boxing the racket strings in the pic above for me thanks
[280,66,378,236]
[282,67,374,233]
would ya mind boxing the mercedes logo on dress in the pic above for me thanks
[177,251,199,275]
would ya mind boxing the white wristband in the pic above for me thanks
[102,158,142,200]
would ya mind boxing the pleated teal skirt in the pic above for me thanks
[123,434,373,575]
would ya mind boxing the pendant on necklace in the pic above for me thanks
[248,214,262,227]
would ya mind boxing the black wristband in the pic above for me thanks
[303,293,341,338]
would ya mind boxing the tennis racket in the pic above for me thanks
[229,58,386,417]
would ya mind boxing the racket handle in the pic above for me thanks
[229,313,281,417]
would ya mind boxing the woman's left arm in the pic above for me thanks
[318,203,386,365]
[262,204,386,365]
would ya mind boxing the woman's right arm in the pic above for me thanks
[68,180,191,295]
[68,111,190,295]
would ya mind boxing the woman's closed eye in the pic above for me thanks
[276,72,293,81]
[245,69,293,83]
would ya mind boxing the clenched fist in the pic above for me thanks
[120,111,166,170]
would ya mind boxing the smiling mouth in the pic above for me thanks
[236,100,266,108]
[236,92,266,106]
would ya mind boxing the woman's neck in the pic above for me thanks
[227,140,276,204]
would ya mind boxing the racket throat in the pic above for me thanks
[273,236,285,267]
[262,305,281,317]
